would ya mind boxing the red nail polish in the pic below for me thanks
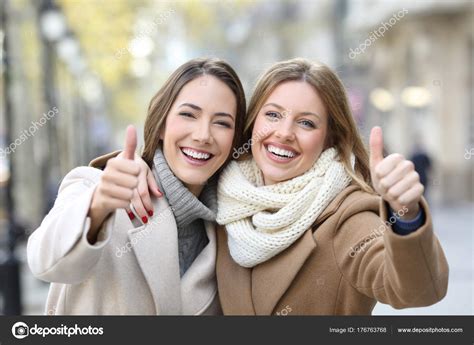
[142,216,148,223]
[128,212,135,220]
[147,210,153,217]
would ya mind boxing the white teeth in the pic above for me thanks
[267,145,296,158]
[182,148,211,160]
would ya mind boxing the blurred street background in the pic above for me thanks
[0,0,472,315]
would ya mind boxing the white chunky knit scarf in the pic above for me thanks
[216,148,354,267]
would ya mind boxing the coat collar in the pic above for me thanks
[89,150,121,169]
[216,185,361,315]
[180,221,218,314]
[252,229,316,314]
[128,196,182,314]
[89,150,218,315]
[128,196,217,315]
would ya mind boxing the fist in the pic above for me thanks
[369,127,423,220]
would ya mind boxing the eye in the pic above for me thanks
[179,112,195,118]
[265,111,281,120]
[214,121,233,129]
[299,119,316,129]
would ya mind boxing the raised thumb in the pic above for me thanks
[369,126,384,170]
[123,125,137,160]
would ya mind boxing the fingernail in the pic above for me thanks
[157,189,163,196]
[142,216,148,223]
[147,210,153,217]
[128,212,135,220]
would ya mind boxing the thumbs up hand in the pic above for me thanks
[117,128,163,225]
[369,127,423,220]
[88,126,142,243]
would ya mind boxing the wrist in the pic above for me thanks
[398,203,420,221]
[87,195,110,244]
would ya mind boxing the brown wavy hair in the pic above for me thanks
[243,58,373,193]
[141,58,246,173]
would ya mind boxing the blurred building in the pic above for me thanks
[345,0,473,203]
[1,0,111,230]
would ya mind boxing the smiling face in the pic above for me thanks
[251,80,329,185]
[160,75,237,196]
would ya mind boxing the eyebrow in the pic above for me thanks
[179,103,235,121]
[263,103,321,119]
[179,103,201,111]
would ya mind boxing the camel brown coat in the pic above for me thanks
[216,185,449,315]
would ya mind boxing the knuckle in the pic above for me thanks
[99,183,109,194]
[138,188,148,198]
[99,174,107,184]
[395,153,405,161]
[404,160,414,171]
[375,166,384,178]
[419,184,425,194]
[101,172,111,182]
[132,177,139,188]
[387,189,398,200]
[107,158,118,168]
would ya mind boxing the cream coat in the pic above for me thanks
[27,166,220,315]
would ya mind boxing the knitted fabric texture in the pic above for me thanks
[216,148,353,267]
[152,148,217,276]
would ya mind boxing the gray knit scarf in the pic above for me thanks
[152,148,217,277]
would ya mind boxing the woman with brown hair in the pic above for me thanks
[214,58,448,314]
[93,58,449,315]
[27,58,246,315]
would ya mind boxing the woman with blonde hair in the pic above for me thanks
[214,58,448,315]
[27,58,246,315]
[101,58,448,315]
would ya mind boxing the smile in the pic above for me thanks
[264,144,299,163]
[180,147,214,166]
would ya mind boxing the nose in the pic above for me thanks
[192,118,213,145]
[274,118,295,142]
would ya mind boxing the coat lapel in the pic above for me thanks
[216,185,362,315]
[251,229,316,315]
[88,150,121,169]
[180,221,218,315]
[216,227,255,314]
[216,227,316,315]
[128,196,182,315]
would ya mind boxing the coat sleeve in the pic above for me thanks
[333,196,449,309]
[27,166,114,284]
